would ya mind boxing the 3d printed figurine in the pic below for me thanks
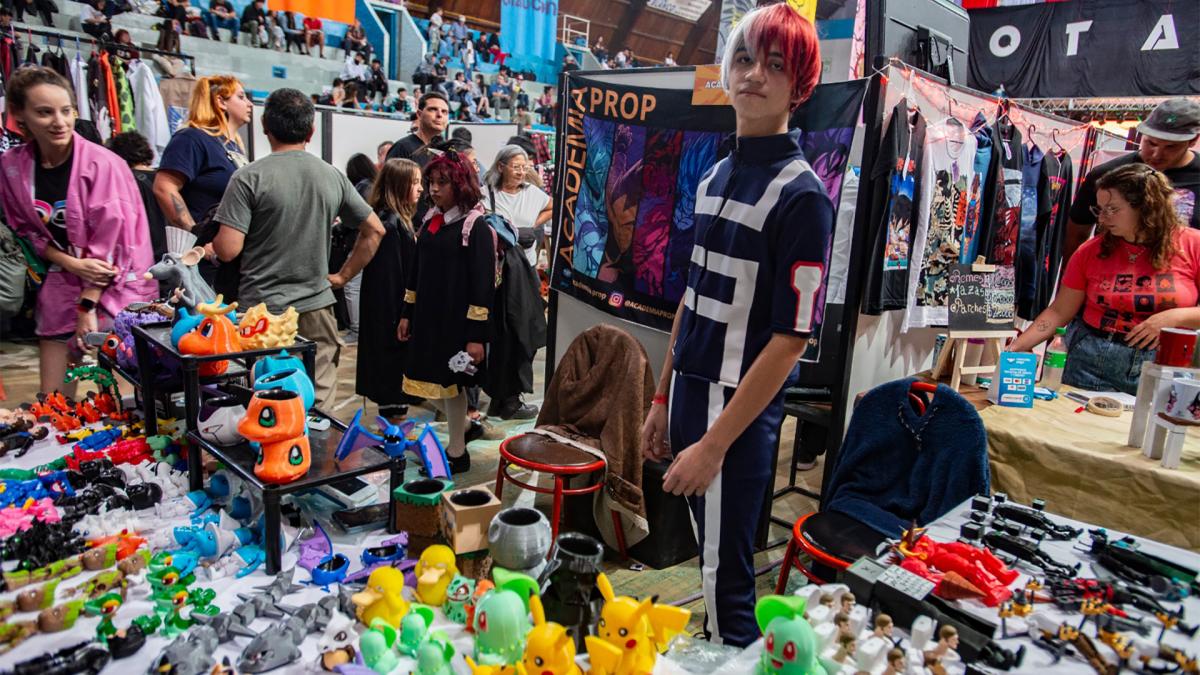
[519,594,582,675]
[444,575,476,623]
[754,595,825,675]
[472,571,538,667]
[360,618,402,674]
[414,634,456,675]
[542,532,604,652]
[415,545,459,606]
[238,303,299,350]
[252,350,306,381]
[873,614,894,642]
[146,247,216,309]
[488,507,552,579]
[897,528,1018,606]
[882,647,905,675]
[338,410,451,479]
[196,396,247,447]
[318,612,359,671]
[353,566,411,628]
[254,367,315,412]
[924,625,959,662]
[399,605,436,656]
[238,389,311,484]
[177,297,242,376]
[584,572,691,675]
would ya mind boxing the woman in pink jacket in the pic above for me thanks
[1,67,156,394]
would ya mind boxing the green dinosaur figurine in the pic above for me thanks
[472,569,536,667]
[83,592,123,643]
[414,632,455,675]
[399,605,436,657]
[755,595,827,675]
[361,618,401,674]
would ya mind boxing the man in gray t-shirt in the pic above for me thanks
[214,88,384,408]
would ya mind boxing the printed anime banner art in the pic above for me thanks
[551,73,867,344]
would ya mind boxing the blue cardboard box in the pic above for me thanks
[987,352,1037,408]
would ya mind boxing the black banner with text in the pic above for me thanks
[968,0,1199,98]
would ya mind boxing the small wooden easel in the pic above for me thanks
[933,258,1017,391]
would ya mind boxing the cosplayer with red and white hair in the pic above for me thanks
[641,1,834,646]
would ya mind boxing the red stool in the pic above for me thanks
[494,434,628,558]
[775,511,888,593]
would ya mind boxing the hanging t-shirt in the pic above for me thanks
[864,99,926,314]
[1062,228,1200,335]
[1016,143,1044,318]
[489,184,551,267]
[905,120,977,331]
[1031,151,1074,317]
[960,118,991,264]
[34,149,74,252]
[1070,152,1200,230]
[982,120,1024,266]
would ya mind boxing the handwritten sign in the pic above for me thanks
[948,263,1015,332]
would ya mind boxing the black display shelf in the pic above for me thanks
[132,322,317,443]
[185,406,404,574]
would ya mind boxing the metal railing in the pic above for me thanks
[7,23,198,75]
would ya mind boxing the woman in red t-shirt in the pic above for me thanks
[1010,163,1200,393]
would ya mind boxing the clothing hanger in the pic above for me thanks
[909,380,937,415]
[1050,128,1066,154]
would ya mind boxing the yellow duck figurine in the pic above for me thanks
[352,567,410,628]
[517,595,581,675]
[414,545,459,606]
[584,572,690,675]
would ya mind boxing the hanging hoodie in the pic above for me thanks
[69,54,91,121]
[110,57,137,132]
[99,52,121,134]
[864,99,926,314]
[961,113,992,263]
[1032,151,1074,317]
[1016,143,1044,318]
[981,119,1024,266]
[127,60,168,162]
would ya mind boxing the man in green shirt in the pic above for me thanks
[214,88,385,408]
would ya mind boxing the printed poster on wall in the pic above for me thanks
[551,73,867,353]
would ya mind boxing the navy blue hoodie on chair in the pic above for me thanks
[825,378,990,537]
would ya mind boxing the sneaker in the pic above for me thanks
[503,402,539,420]
[342,331,358,345]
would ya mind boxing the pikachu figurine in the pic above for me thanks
[517,595,580,675]
[584,572,690,675]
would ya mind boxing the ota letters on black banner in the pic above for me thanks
[968,0,1199,98]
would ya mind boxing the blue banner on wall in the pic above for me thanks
[500,0,558,64]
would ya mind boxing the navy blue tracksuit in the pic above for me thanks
[669,129,833,647]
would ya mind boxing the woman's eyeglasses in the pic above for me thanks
[1089,205,1122,218]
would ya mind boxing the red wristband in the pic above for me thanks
[652,393,668,406]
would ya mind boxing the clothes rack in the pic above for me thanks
[6,24,196,74]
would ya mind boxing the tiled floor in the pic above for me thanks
[0,333,823,631]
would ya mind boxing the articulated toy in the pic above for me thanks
[4,640,110,675]
[983,531,1078,578]
[584,572,691,675]
[896,528,1018,606]
[238,596,340,672]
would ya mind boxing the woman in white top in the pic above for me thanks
[483,145,552,267]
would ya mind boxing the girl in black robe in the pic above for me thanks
[356,158,421,420]
[399,151,495,473]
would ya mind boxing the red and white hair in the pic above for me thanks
[720,2,822,111]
